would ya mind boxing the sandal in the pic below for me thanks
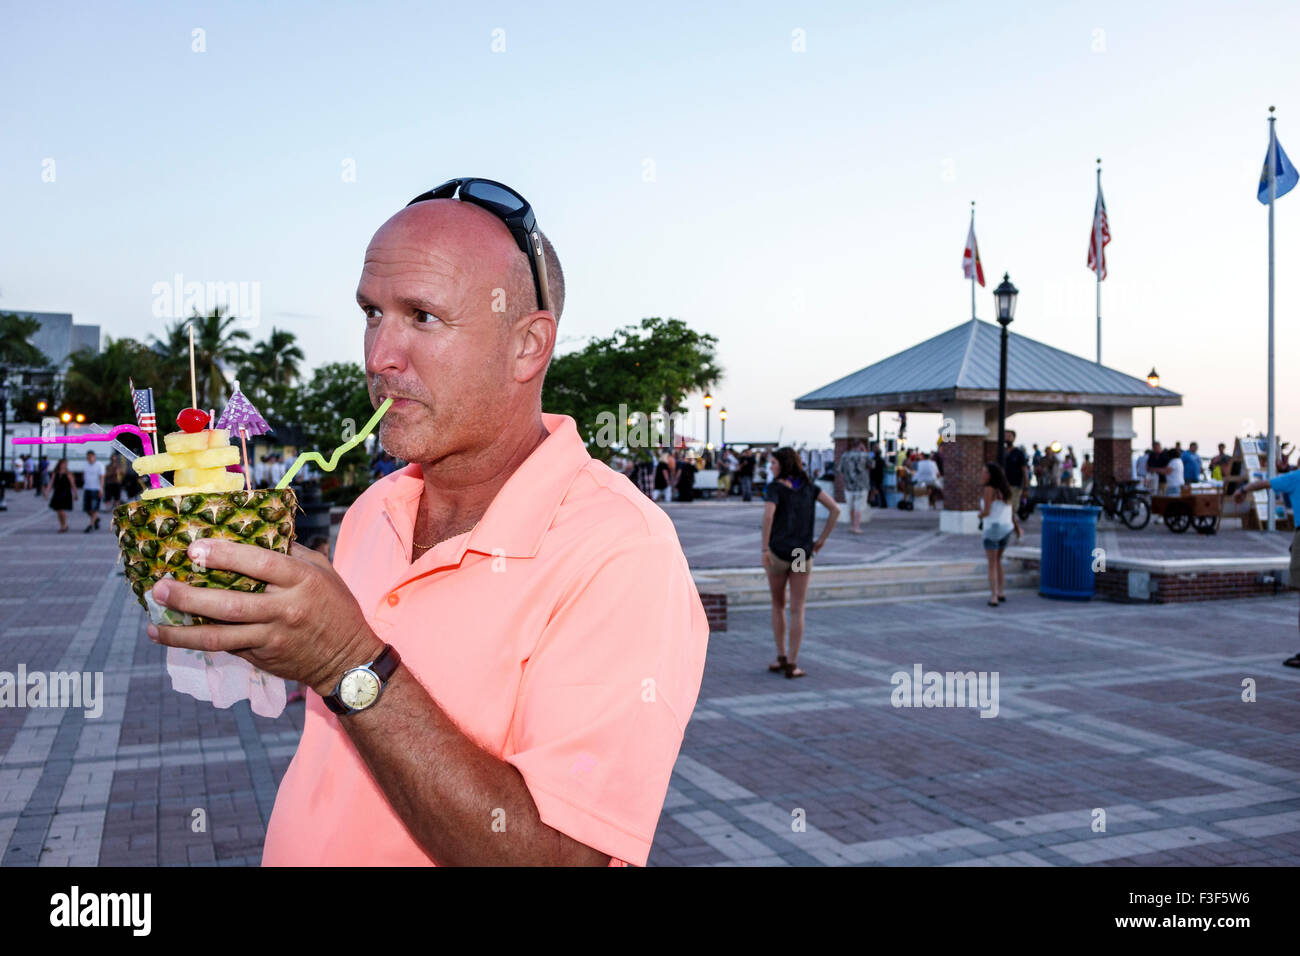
[987,600,999,607]
[768,655,788,673]
[784,662,806,679]
[997,595,1006,603]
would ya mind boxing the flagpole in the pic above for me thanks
[1095,158,1102,364]
[1268,107,1277,532]
[970,201,977,320]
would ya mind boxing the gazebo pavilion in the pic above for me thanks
[794,318,1182,533]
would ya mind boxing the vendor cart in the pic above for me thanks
[1151,485,1221,534]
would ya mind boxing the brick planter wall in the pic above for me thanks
[1139,571,1286,603]
[1022,558,1288,604]
[699,592,727,631]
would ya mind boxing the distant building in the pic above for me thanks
[1,310,100,423]
[18,311,101,371]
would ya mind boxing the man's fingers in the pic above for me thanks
[153,577,280,624]
[152,620,269,654]
[186,539,302,588]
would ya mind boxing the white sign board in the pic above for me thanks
[1241,439,1271,521]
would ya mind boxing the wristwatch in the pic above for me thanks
[322,644,402,716]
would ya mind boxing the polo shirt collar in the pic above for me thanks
[380,413,591,563]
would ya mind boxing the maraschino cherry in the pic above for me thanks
[177,407,210,433]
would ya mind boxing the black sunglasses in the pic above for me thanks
[406,178,552,314]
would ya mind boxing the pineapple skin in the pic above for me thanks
[111,489,298,625]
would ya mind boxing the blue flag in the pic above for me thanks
[1258,128,1298,203]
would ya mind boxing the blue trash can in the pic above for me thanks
[1038,504,1101,600]
[883,466,899,508]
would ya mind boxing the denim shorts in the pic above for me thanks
[982,530,1011,551]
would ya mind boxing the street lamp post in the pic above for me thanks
[35,400,47,493]
[60,411,73,459]
[993,273,1019,471]
[0,370,9,511]
[719,407,727,451]
[1146,368,1159,445]
[703,392,713,467]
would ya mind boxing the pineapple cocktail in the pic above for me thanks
[112,424,296,624]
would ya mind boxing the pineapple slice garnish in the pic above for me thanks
[133,446,239,475]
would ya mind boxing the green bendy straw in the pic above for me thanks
[275,398,393,489]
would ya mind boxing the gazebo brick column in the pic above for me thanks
[830,408,874,502]
[1091,407,1135,485]
[983,409,1000,464]
[939,401,988,534]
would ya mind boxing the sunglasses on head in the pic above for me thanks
[406,177,552,315]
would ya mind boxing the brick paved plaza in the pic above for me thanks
[3,488,1299,866]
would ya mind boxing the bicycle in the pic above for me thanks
[1080,480,1151,530]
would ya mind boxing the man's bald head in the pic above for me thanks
[379,198,564,325]
[357,199,563,466]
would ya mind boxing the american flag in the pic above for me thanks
[131,385,156,432]
[1087,185,1110,280]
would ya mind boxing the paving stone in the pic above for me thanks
[4,490,1300,866]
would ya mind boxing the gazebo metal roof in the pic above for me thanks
[794,319,1182,414]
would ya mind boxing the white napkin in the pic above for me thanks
[145,576,287,718]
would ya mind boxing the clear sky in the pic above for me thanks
[4,0,1299,459]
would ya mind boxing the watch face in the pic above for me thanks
[339,667,381,710]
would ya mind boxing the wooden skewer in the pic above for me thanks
[188,323,197,411]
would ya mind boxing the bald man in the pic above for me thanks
[148,180,710,865]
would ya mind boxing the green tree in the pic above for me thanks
[0,312,47,367]
[542,317,721,461]
[151,306,251,411]
[62,337,167,429]
[286,362,374,453]
[0,312,54,421]
[235,327,305,421]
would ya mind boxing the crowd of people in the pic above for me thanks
[1133,440,1207,496]
[23,450,143,534]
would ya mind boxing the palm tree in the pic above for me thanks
[237,327,305,389]
[152,306,251,410]
[235,327,305,420]
[62,337,164,428]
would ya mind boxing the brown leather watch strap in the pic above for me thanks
[370,643,402,683]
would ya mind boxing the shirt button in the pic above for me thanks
[387,593,399,607]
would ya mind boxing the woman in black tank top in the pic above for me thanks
[760,447,840,679]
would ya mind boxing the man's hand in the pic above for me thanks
[146,539,382,696]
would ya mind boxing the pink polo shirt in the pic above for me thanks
[262,413,709,866]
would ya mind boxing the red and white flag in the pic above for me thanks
[1087,185,1110,279]
[962,222,985,287]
